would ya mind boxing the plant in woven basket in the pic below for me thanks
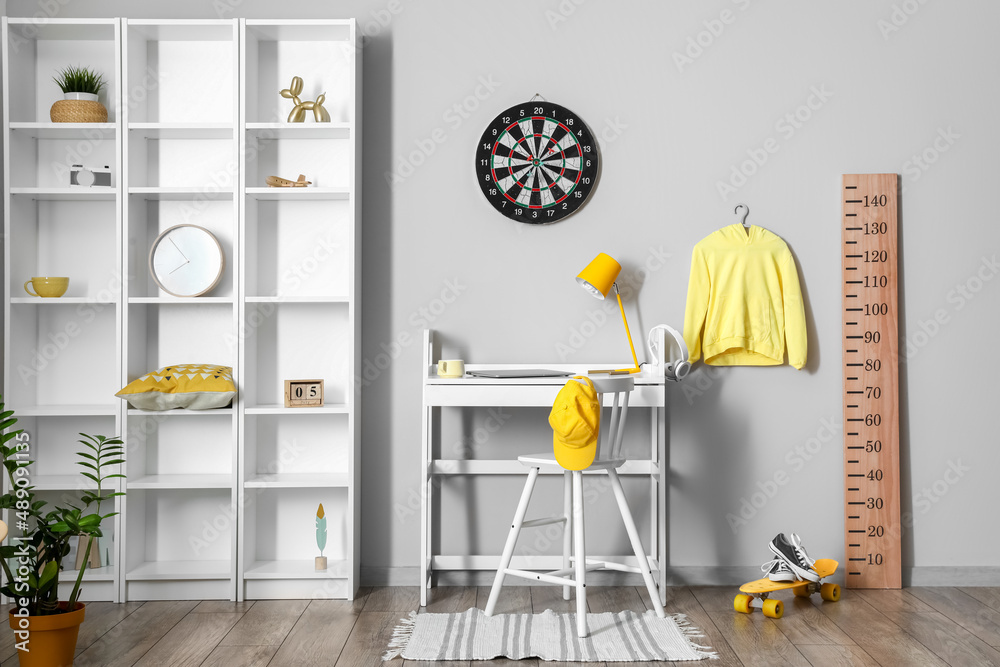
[50,65,109,123]
[52,65,106,96]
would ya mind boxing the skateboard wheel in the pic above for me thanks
[820,583,841,602]
[793,586,811,598]
[762,598,783,619]
[734,594,752,614]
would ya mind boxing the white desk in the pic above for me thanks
[420,329,668,607]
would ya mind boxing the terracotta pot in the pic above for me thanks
[8,602,85,667]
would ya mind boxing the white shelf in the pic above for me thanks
[11,297,117,305]
[129,123,234,139]
[244,20,353,41]
[126,560,231,581]
[244,473,349,488]
[245,187,350,201]
[9,122,117,139]
[128,187,234,200]
[11,405,118,417]
[128,296,235,304]
[6,18,118,41]
[127,19,236,41]
[128,407,234,416]
[10,187,116,200]
[128,474,233,490]
[245,403,349,415]
[244,559,348,579]
[30,475,100,491]
[245,296,349,304]
[60,566,116,582]
[245,122,351,139]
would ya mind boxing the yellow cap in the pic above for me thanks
[549,377,601,470]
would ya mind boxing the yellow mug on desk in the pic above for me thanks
[24,277,69,298]
[437,359,465,378]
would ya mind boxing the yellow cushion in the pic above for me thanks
[116,364,236,410]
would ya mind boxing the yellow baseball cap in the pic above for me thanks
[549,377,601,470]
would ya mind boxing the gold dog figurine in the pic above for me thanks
[280,76,331,123]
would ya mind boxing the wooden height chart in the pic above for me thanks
[842,174,901,589]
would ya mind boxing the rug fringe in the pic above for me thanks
[381,610,418,661]
[668,612,719,660]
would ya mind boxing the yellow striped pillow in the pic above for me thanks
[116,364,236,410]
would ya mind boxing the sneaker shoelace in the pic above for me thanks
[788,533,816,568]
[760,559,779,575]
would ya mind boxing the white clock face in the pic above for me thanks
[149,225,225,297]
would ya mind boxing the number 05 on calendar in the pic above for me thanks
[284,379,325,408]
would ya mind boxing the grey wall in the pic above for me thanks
[10,0,999,584]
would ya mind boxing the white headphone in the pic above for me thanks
[646,324,691,382]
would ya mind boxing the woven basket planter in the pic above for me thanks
[50,93,107,123]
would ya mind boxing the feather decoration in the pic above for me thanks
[316,503,327,556]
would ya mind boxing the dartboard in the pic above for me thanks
[476,101,600,224]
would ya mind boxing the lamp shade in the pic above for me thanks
[576,253,621,300]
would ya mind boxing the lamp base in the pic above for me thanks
[587,367,642,375]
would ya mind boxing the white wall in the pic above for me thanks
[9,0,999,584]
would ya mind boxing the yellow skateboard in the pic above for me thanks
[734,558,840,619]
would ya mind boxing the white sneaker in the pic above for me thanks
[760,558,796,583]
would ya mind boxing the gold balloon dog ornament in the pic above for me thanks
[280,76,330,122]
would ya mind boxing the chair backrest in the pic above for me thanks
[586,375,633,462]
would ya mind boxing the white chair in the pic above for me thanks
[484,375,665,638]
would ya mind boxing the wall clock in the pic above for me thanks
[476,100,600,224]
[148,224,225,297]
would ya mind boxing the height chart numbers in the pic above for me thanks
[842,174,901,589]
[475,101,600,224]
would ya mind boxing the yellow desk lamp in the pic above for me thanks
[576,253,641,375]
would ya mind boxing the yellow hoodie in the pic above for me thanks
[683,224,807,369]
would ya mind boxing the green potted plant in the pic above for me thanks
[0,396,124,666]
[50,65,108,123]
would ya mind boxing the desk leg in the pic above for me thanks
[420,403,431,607]
[657,400,667,603]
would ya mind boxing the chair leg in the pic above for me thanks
[572,470,588,638]
[485,467,540,616]
[606,469,666,618]
[562,470,572,601]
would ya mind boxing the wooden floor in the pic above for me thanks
[2,586,999,666]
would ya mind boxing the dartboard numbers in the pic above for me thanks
[476,101,600,224]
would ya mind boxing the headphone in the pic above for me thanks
[646,324,691,382]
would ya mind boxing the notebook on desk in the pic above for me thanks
[465,369,575,379]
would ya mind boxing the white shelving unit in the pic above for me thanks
[3,16,360,604]
[2,17,123,603]
[237,19,361,601]
[120,19,240,601]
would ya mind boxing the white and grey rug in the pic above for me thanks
[383,608,716,662]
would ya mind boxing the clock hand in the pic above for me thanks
[168,259,190,275]
[168,237,189,262]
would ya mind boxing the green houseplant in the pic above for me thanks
[50,65,108,123]
[0,396,124,666]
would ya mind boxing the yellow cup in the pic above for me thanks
[24,277,69,298]
[437,359,465,378]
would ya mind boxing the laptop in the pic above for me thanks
[465,369,575,379]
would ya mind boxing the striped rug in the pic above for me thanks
[383,608,716,662]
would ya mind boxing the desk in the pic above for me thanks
[420,329,668,607]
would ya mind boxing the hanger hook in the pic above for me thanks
[734,203,750,227]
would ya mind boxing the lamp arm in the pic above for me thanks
[614,283,641,371]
